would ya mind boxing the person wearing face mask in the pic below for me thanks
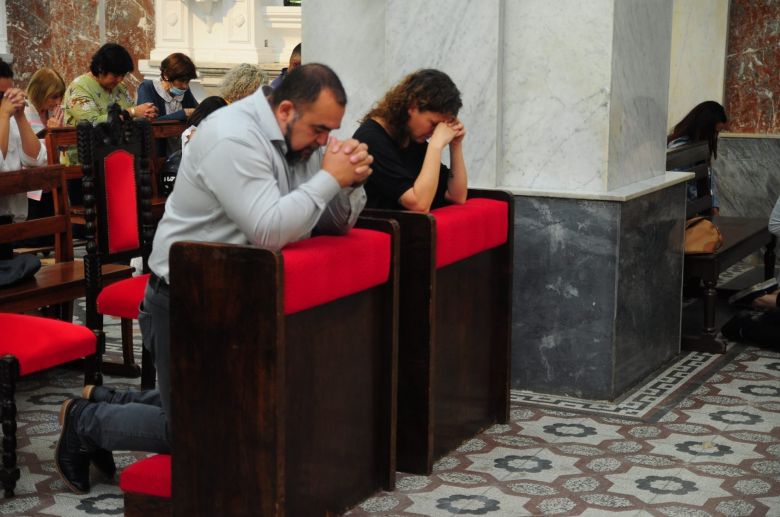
[353,68,468,213]
[136,53,198,122]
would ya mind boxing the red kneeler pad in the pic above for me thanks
[96,274,150,319]
[433,197,509,269]
[119,454,171,498]
[0,313,96,376]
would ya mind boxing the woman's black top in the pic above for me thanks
[353,119,450,210]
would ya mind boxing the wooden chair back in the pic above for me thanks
[0,165,72,262]
[76,114,153,328]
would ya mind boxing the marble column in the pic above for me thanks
[0,0,11,62]
[305,0,690,401]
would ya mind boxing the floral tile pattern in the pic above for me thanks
[349,346,780,516]
[3,297,779,516]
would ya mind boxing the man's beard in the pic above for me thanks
[284,120,319,164]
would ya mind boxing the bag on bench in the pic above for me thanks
[684,216,723,254]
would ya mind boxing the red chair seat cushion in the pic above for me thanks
[97,274,149,319]
[282,229,391,315]
[0,313,96,376]
[432,198,509,269]
[119,454,171,498]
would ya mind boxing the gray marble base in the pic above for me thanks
[714,137,780,218]
[511,184,686,400]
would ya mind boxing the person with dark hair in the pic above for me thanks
[137,52,199,122]
[55,63,374,494]
[64,43,157,128]
[0,59,46,222]
[0,58,13,94]
[270,42,302,89]
[667,101,728,215]
[353,68,467,212]
[180,95,227,156]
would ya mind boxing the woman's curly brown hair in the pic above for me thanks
[362,69,462,146]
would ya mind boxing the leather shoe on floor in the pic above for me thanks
[81,384,116,403]
[56,399,91,494]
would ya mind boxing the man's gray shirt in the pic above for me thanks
[148,89,366,282]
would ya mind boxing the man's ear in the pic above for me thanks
[276,100,295,124]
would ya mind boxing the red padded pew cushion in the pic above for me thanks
[0,314,95,376]
[282,229,391,315]
[119,454,171,498]
[432,198,508,269]
[97,274,149,319]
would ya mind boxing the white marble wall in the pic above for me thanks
[667,0,728,131]
[501,0,614,192]
[607,0,673,190]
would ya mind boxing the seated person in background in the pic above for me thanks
[55,63,374,495]
[353,68,467,212]
[0,58,47,223]
[667,101,728,215]
[25,67,66,133]
[219,63,267,104]
[270,43,301,89]
[137,53,198,121]
[65,43,158,127]
[24,67,67,237]
[180,95,228,156]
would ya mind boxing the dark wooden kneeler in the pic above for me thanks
[121,218,399,516]
[365,189,513,475]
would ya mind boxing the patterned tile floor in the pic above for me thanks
[3,302,779,515]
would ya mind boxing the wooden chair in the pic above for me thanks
[0,165,103,497]
[364,189,513,474]
[0,166,132,317]
[120,218,399,516]
[667,142,777,352]
[76,114,157,387]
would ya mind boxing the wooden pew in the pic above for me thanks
[364,189,513,474]
[120,218,399,516]
[0,166,132,318]
[667,142,777,352]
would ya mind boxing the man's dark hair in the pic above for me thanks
[90,43,134,77]
[271,63,346,110]
[0,58,12,79]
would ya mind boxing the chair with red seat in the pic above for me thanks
[119,218,399,516]
[76,108,156,388]
[365,189,514,474]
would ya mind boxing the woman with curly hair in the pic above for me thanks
[219,63,266,104]
[353,69,467,212]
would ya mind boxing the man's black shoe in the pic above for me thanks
[91,448,117,479]
[56,399,91,494]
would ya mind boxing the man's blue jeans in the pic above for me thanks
[76,281,171,453]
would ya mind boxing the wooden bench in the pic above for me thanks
[667,142,777,352]
[365,189,513,474]
[121,218,399,516]
[0,166,132,320]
